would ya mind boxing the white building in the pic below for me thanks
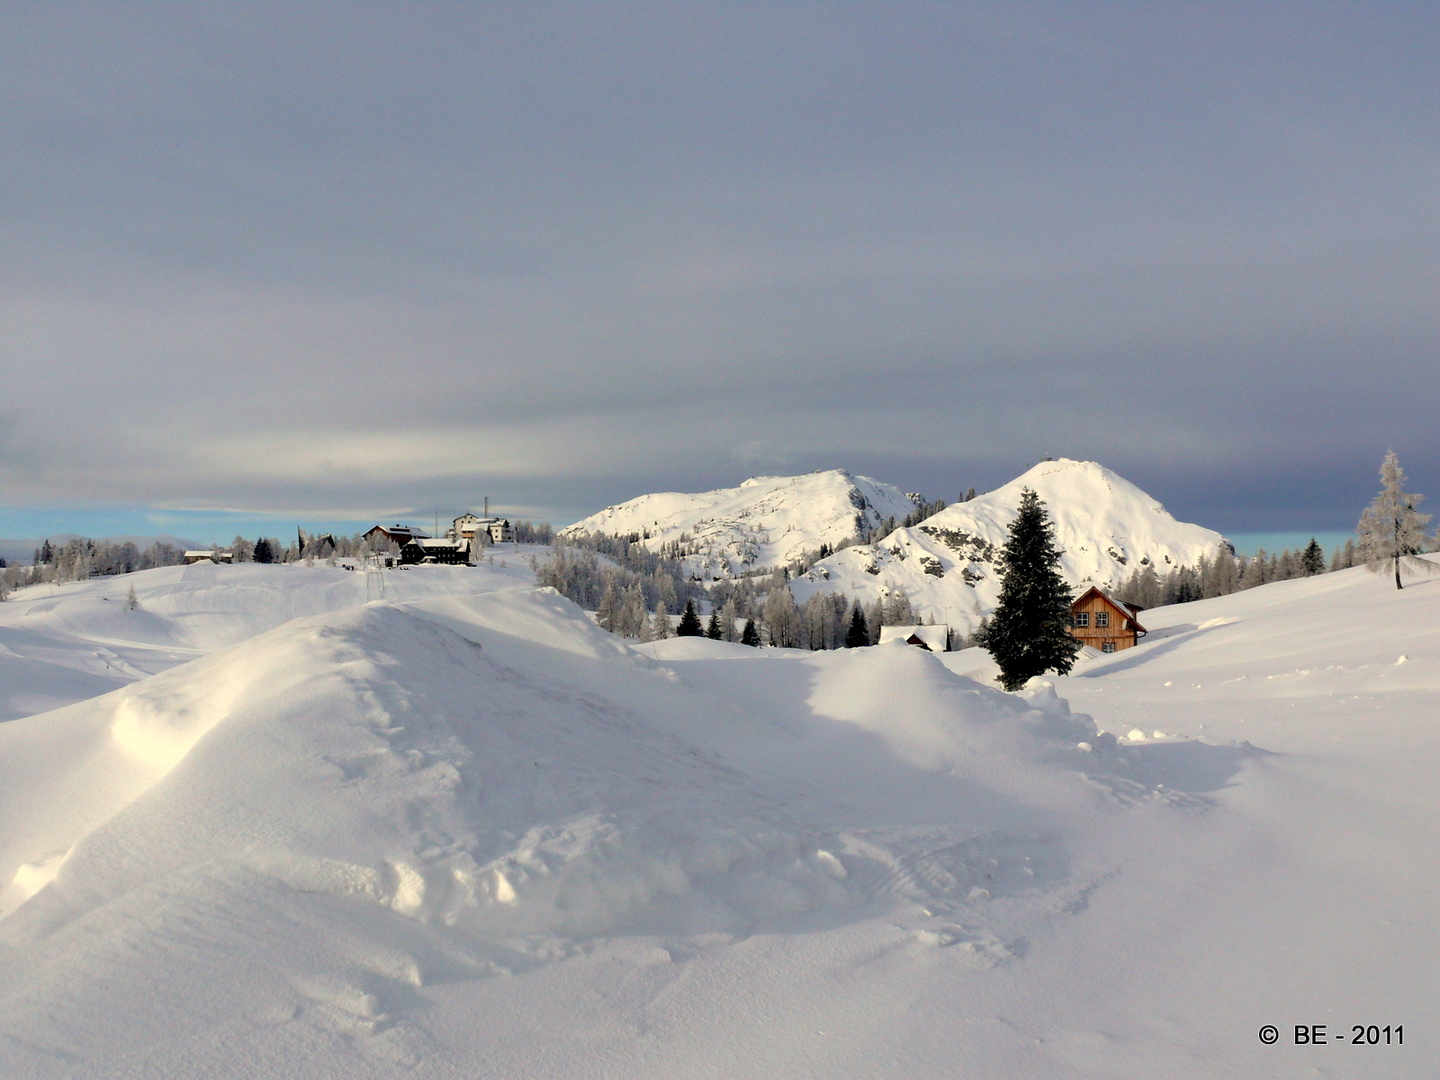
[451,513,515,545]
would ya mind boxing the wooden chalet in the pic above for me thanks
[400,537,470,566]
[1069,586,1147,653]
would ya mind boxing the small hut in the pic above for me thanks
[878,624,951,652]
[1069,587,1147,653]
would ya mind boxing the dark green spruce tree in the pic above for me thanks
[1300,538,1326,576]
[844,603,870,648]
[676,598,704,637]
[984,487,1080,691]
[739,618,761,647]
[705,609,723,639]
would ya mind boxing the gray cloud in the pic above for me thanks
[2,3,1436,535]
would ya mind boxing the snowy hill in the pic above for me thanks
[0,559,1436,1077]
[0,558,542,722]
[558,469,920,577]
[793,459,1229,635]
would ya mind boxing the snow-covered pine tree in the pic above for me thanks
[1356,451,1435,589]
[1239,550,1267,590]
[983,488,1080,691]
[883,588,914,627]
[719,597,739,642]
[596,579,619,632]
[763,587,799,648]
[619,584,647,638]
[649,600,672,640]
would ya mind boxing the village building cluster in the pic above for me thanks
[364,513,515,566]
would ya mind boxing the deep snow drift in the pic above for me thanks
[794,458,1229,634]
[558,469,920,577]
[0,558,1435,1078]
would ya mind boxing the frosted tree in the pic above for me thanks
[126,583,141,611]
[649,600,672,640]
[596,579,619,632]
[883,588,915,627]
[763,587,800,648]
[719,597,739,642]
[1239,549,1267,591]
[619,585,647,638]
[1356,451,1434,589]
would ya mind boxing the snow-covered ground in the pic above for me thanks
[0,557,1434,1078]
[558,469,920,578]
[794,458,1230,635]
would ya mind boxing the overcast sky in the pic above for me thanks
[3,2,1436,546]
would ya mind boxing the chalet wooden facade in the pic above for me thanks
[1069,587,1147,653]
[400,538,471,565]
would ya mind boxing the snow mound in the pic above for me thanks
[794,459,1228,634]
[0,560,539,722]
[0,567,1313,1076]
[558,469,920,577]
[0,589,1136,993]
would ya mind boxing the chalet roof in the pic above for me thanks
[878,624,949,652]
[368,524,430,539]
[1070,586,1148,634]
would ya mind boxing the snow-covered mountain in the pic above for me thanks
[792,459,1229,634]
[558,469,921,577]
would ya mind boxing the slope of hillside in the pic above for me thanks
[558,469,920,577]
[0,559,540,722]
[793,458,1228,634]
[1,561,1434,1078]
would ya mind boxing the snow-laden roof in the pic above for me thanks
[878,624,949,651]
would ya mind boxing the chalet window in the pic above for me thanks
[1073,612,1089,627]
[1101,641,1116,653]
[1095,610,1110,628]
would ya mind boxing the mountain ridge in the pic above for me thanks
[791,459,1230,634]
[558,469,920,578]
